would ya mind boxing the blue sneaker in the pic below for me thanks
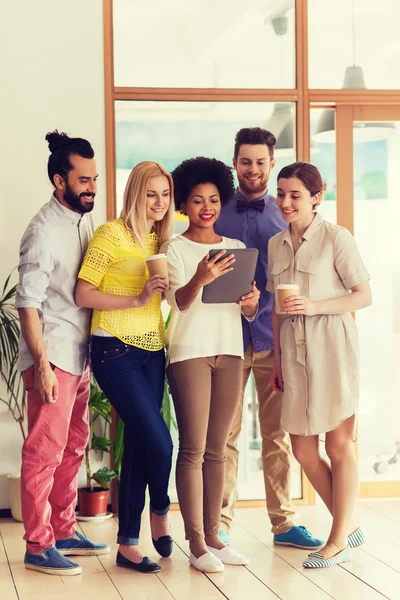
[56,531,110,556]
[273,526,324,549]
[24,546,82,575]
[218,529,230,545]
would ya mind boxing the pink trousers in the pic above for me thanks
[21,365,90,552]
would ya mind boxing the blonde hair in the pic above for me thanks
[120,161,174,248]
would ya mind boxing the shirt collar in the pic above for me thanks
[281,212,323,245]
[49,195,83,224]
[281,227,292,246]
[234,188,272,206]
[302,212,323,241]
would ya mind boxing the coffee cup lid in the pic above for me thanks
[277,284,299,289]
[145,253,167,261]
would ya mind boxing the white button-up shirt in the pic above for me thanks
[15,195,94,375]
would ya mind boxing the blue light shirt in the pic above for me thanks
[215,189,286,353]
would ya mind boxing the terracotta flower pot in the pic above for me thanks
[78,487,109,517]
[7,472,22,522]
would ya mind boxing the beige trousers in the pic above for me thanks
[167,355,243,541]
[221,343,296,534]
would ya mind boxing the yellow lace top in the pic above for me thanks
[78,218,165,351]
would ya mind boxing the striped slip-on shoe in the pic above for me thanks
[303,545,352,569]
[348,527,366,548]
[308,528,366,557]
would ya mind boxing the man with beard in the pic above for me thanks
[214,127,324,550]
[15,130,109,575]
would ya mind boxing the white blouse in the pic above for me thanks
[161,235,252,365]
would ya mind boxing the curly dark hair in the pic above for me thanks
[172,157,235,211]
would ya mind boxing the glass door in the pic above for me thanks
[336,105,400,498]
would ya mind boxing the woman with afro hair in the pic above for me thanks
[161,157,260,573]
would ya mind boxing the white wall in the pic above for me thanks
[0,0,107,508]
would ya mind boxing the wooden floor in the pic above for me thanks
[1,499,400,600]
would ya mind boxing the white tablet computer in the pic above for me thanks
[201,248,259,304]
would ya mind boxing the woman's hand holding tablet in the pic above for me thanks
[202,248,259,304]
[192,250,236,287]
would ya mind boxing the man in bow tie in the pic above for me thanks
[214,127,323,551]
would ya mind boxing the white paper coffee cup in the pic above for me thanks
[276,284,299,315]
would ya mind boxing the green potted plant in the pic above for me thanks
[77,377,118,518]
[0,271,26,437]
[0,271,26,521]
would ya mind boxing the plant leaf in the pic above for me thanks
[90,397,112,422]
[1,270,14,299]
[91,433,114,453]
[164,308,172,331]
[0,272,20,376]
[92,467,118,489]
[161,379,177,431]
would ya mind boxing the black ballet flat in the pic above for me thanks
[150,506,173,557]
[151,535,173,558]
[116,551,161,572]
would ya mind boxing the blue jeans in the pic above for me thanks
[90,336,172,546]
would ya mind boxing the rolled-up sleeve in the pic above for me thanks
[334,228,370,290]
[15,227,54,311]
[161,241,189,314]
[265,238,275,293]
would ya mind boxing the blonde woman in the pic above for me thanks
[76,161,175,573]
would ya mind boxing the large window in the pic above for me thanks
[113,0,296,88]
[353,118,400,486]
[106,0,400,502]
[114,97,301,501]
[115,100,296,215]
[308,0,400,90]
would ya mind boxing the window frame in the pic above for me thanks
[103,0,400,506]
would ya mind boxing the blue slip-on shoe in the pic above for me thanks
[218,529,230,545]
[303,545,352,568]
[24,546,82,575]
[56,531,110,556]
[273,525,324,550]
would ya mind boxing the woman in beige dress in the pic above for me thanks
[268,162,372,569]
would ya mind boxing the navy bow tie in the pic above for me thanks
[236,198,265,213]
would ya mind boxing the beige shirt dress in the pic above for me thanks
[266,213,370,436]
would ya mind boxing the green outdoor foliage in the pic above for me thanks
[0,271,26,440]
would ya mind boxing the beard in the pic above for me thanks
[63,180,95,213]
[237,172,269,197]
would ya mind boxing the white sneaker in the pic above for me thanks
[207,545,250,565]
[189,551,224,573]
